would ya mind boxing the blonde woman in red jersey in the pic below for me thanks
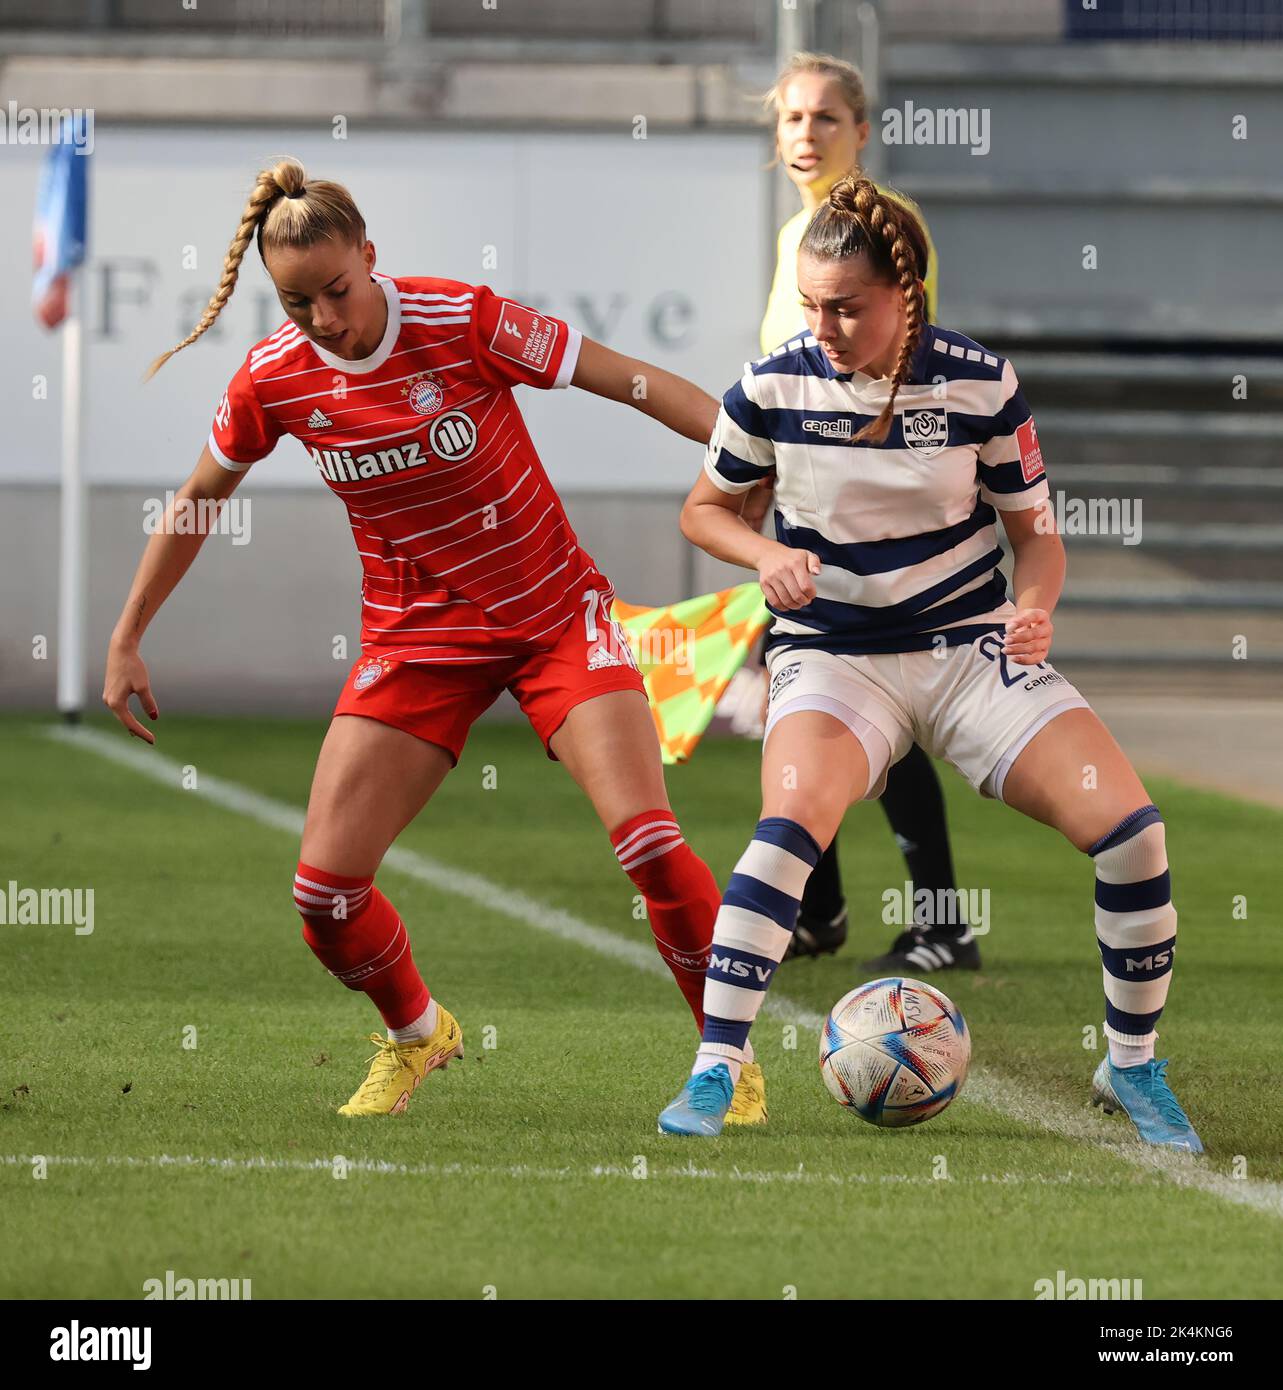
[103,158,747,1118]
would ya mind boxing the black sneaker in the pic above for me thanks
[861,928,982,975]
[784,908,849,961]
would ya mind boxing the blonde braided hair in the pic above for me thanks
[145,157,366,380]
[800,173,929,444]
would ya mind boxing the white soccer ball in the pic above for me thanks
[819,977,970,1127]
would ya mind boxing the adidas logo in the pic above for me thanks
[587,645,622,671]
[307,407,334,430]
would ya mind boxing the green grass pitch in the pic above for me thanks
[2,711,1280,1299]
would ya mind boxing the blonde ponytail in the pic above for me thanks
[145,157,365,380]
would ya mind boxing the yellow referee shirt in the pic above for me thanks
[760,182,939,357]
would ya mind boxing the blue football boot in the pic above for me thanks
[658,1063,736,1137]
[1091,1057,1204,1153]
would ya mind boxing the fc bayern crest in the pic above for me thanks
[354,659,389,692]
[404,373,445,416]
[902,407,948,457]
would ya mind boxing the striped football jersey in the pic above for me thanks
[209,272,609,664]
[704,326,1049,656]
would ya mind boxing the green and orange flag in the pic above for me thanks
[610,582,771,764]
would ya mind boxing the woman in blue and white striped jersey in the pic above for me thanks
[657,173,1202,1153]
[759,50,957,975]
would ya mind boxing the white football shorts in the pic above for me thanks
[763,610,1090,802]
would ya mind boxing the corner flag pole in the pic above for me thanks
[56,272,87,720]
[33,114,91,721]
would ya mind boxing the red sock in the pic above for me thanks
[610,810,719,1033]
[294,861,431,1030]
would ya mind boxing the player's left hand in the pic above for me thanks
[1002,607,1052,665]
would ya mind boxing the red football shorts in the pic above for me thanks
[332,594,646,763]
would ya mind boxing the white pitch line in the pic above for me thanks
[39,723,1283,1221]
[0,1154,1166,1190]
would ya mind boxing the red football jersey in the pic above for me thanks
[208,273,611,663]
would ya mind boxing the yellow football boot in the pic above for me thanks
[723,1060,768,1126]
[337,1005,463,1116]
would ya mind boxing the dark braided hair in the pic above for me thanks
[800,173,930,443]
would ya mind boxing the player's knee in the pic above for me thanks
[292,860,374,928]
[760,792,843,852]
[611,810,700,892]
[1087,804,1171,901]
[1084,806,1162,867]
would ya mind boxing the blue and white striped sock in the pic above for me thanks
[693,817,822,1085]
[1090,804,1175,1067]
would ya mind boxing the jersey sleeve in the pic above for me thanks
[207,356,284,471]
[703,367,777,494]
[976,359,1049,510]
[470,285,582,391]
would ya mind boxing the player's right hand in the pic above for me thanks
[103,643,160,744]
[757,543,821,611]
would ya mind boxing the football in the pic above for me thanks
[820,977,971,1126]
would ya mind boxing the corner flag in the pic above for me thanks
[32,114,89,330]
[611,583,771,764]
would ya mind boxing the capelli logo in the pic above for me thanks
[802,417,853,441]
